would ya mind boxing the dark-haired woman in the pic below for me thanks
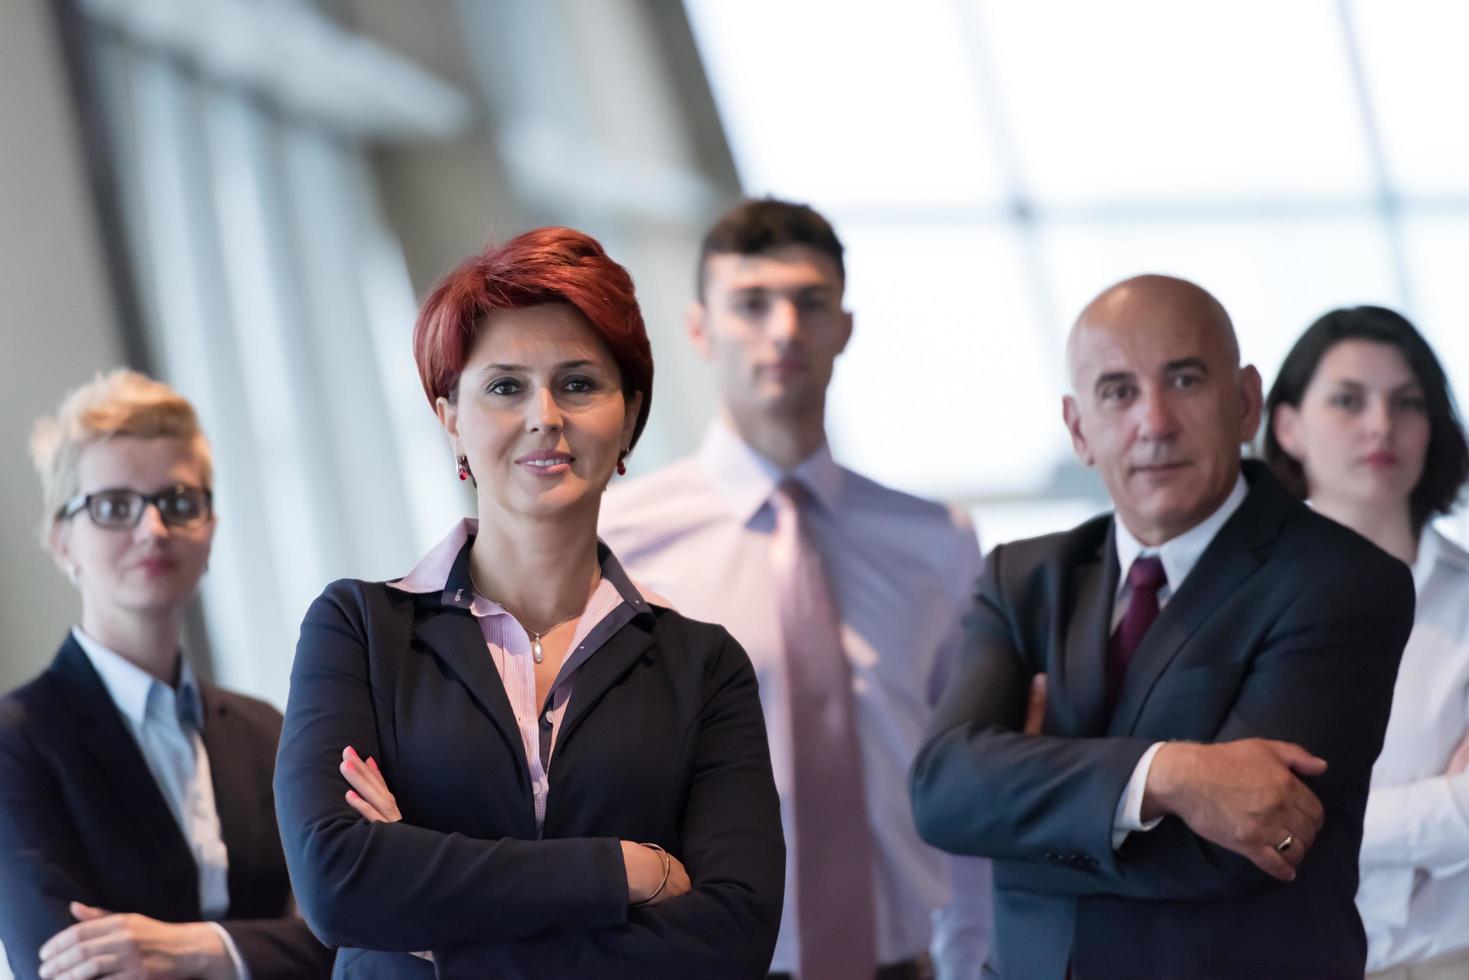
[1265,306,1469,978]
[273,227,784,979]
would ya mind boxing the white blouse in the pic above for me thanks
[1357,526,1469,971]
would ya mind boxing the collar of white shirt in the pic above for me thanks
[1112,471,1250,601]
[1411,523,1469,593]
[71,626,202,729]
[698,420,844,525]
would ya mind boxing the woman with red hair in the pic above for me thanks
[274,228,784,978]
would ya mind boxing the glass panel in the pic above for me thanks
[1351,0,1469,194]
[980,0,1373,202]
[826,223,1068,499]
[1402,214,1469,549]
[685,0,1004,208]
[1402,214,1469,416]
[1041,217,1402,394]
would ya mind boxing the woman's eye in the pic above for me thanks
[563,376,598,393]
[487,379,521,396]
[1330,392,1364,411]
[1399,395,1427,413]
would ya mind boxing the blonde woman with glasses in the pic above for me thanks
[0,369,330,980]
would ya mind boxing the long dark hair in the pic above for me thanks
[1263,305,1469,532]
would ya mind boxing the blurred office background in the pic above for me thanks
[3,0,1467,712]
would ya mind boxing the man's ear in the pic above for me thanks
[1238,364,1265,444]
[835,309,854,357]
[1062,394,1095,467]
[685,301,713,360]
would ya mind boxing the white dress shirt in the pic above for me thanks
[72,627,247,979]
[1357,526,1469,972]
[1109,474,1249,846]
[600,423,991,978]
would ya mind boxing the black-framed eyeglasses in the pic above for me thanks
[57,484,213,530]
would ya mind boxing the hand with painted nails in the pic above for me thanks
[340,746,434,961]
[340,746,402,824]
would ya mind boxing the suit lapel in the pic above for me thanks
[414,608,530,786]
[1108,464,1290,735]
[1058,522,1118,736]
[52,639,199,914]
[200,688,259,914]
[556,621,657,756]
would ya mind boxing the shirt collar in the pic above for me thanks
[697,419,844,525]
[389,518,664,613]
[1411,524,1469,594]
[1113,472,1249,597]
[71,626,202,729]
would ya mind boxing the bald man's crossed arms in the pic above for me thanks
[911,275,1414,980]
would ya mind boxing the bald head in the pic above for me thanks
[1067,275,1239,391]
[1060,273,1263,546]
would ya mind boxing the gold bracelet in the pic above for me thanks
[632,842,671,907]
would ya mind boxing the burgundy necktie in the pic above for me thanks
[1106,555,1167,711]
[770,480,878,980]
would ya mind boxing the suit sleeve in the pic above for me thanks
[0,702,103,980]
[990,558,1414,900]
[910,544,1155,870]
[218,915,335,979]
[274,587,630,952]
[430,632,786,980]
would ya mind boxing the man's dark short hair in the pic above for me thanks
[696,197,845,300]
[1263,305,1469,532]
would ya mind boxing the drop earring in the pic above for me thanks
[616,451,627,477]
[65,564,80,586]
[457,455,470,482]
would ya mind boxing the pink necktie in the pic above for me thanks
[770,480,878,980]
[1106,555,1167,712]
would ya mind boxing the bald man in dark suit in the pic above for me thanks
[911,276,1415,979]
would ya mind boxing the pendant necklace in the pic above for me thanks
[526,614,579,664]
[468,567,582,664]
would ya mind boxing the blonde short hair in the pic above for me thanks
[30,369,213,543]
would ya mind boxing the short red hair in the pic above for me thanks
[413,227,655,449]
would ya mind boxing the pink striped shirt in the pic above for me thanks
[388,519,665,832]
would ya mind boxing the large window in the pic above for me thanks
[78,0,472,704]
[687,0,1469,546]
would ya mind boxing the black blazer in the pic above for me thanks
[910,462,1416,979]
[0,635,333,980]
[273,541,785,979]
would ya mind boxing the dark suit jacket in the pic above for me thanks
[910,462,1416,979]
[273,540,785,980]
[0,635,333,980]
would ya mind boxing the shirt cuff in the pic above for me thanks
[1111,741,1166,850]
[207,922,250,980]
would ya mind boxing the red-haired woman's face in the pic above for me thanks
[436,303,641,523]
